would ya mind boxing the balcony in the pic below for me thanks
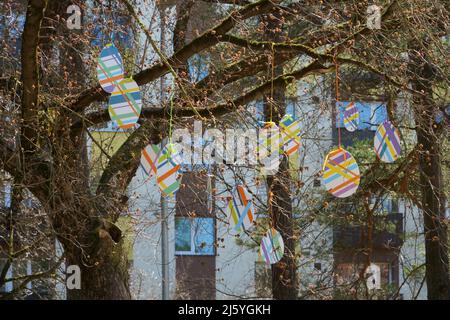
[333,213,404,250]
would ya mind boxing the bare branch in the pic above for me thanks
[20,0,48,153]
[69,0,281,113]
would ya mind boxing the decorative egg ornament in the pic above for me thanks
[342,102,360,132]
[140,144,161,179]
[374,120,401,163]
[322,148,360,198]
[260,228,284,265]
[97,44,125,93]
[108,78,142,129]
[156,144,182,197]
[279,114,301,156]
[258,122,282,158]
[227,185,255,233]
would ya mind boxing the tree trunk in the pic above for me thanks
[263,9,298,299]
[63,216,131,300]
[267,157,297,299]
[35,0,133,300]
[415,123,449,300]
[410,44,450,300]
[65,250,131,300]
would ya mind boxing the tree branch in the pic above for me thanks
[200,0,251,5]
[81,60,330,126]
[21,0,48,153]
[69,0,280,113]
[221,34,424,96]
[0,135,50,205]
[95,121,162,220]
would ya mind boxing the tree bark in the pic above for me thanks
[267,157,298,299]
[65,235,131,300]
[410,44,450,300]
[417,128,450,300]
[21,0,47,153]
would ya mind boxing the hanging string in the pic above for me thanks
[270,42,275,124]
[110,28,115,45]
[207,165,213,214]
[268,187,274,229]
[334,53,342,150]
[168,91,174,145]
[267,43,276,231]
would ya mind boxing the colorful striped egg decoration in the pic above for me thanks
[227,185,255,233]
[322,148,360,198]
[260,228,284,265]
[156,143,182,197]
[108,78,142,129]
[258,122,282,157]
[374,120,401,163]
[97,44,125,93]
[279,114,301,156]
[140,144,161,179]
[343,102,360,132]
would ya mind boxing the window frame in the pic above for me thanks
[175,217,216,256]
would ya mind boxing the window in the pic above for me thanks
[91,14,133,48]
[254,100,265,124]
[187,54,209,82]
[286,99,297,118]
[26,261,32,290]
[0,13,25,56]
[371,196,398,214]
[175,217,215,255]
[4,183,11,208]
[252,98,297,125]
[336,102,387,131]
[445,202,450,220]
[314,262,322,271]
[0,259,13,293]
[380,198,394,213]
